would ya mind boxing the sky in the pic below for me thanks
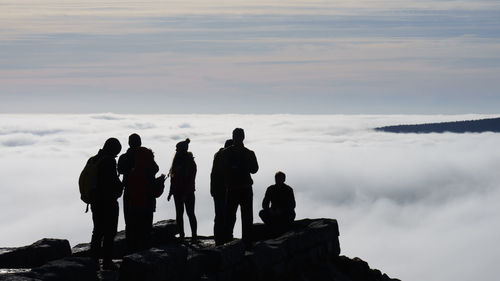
[1,114,500,281]
[1,1,500,280]
[1,0,500,113]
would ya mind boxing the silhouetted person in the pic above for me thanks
[126,147,165,252]
[210,139,233,245]
[221,128,259,248]
[89,138,123,270]
[259,171,296,233]
[117,133,142,252]
[168,138,198,240]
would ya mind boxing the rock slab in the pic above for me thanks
[0,239,71,269]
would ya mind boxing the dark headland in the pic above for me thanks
[375,117,500,133]
[0,219,400,281]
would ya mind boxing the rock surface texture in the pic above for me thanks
[0,239,71,269]
[0,218,401,281]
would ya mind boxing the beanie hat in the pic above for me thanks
[176,138,190,152]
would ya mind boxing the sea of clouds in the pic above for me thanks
[1,114,499,281]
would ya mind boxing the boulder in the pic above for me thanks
[333,256,401,281]
[71,243,91,258]
[0,275,41,281]
[199,240,245,272]
[0,239,71,269]
[26,257,98,281]
[119,244,187,281]
[246,242,287,280]
[0,257,98,281]
[151,220,179,245]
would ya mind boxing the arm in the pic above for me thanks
[290,188,296,209]
[117,154,127,175]
[102,157,123,199]
[248,150,259,174]
[152,160,159,175]
[210,154,219,197]
[189,158,197,190]
[168,176,175,201]
[262,187,271,210]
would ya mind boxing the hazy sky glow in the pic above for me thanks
[1,114,500,281]
[1,0,500,113]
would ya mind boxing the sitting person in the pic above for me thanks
[259,171,296,232]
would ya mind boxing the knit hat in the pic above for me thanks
[176,138,190,152]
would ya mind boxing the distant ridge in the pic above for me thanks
[375,117,500,133]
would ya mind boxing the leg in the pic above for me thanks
[102,201,119,264]
[240,186,253,248]
[136,211,153,251]
[123,195,132,252]
[224,188,239,243]
[213,193,226,245]
[173,195,185,238]
[145,211,154,248]
[90,203,105,262]
[126,210,139,253]
[184,193,197,239]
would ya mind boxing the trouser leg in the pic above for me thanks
[225,189,239,243]
[90,204,104,261]
[240,186,253,247]
[184,193,197,238]
[145,211,153,247]
[213,194,226,245]
[174,195,185,237]
[126,212,139,253]
[135,211,153,251]
[102,201,119,262]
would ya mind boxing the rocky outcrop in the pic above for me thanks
[0,239,71,269]
[0,219,400,281]
[72,219,179,259]
[0,257,98,281]
[120,244,187,281]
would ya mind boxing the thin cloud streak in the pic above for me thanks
[1,1,500,113]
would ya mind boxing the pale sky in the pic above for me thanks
[1,0,500,113]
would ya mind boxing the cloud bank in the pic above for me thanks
[0,114,499,281]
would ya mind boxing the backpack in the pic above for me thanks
[78,155,102,210]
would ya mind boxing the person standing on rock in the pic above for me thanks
[259,171,296,233]
[210,139,233,245]
[117,133,142,252]
[89,138,123,270]
[126,146,165,252]
[167,138,198,241]
[221,128,259,248]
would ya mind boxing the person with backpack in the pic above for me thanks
[210,139,233,245]
[259,171,296,234]
[85,138,123,270]
[167,138,198,241]
[117,133,142,252]
[126,146,165,252]
[220,128,259,248]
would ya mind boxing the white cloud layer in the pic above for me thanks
[1,114,499,281]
